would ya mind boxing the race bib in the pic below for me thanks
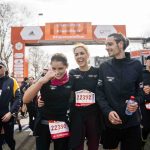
[75,90,95,107]
[48,120,70,139]
[145,102,150,110]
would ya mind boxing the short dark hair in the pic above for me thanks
[51,53,68,66]
[146,55,150,60]
[108,33,129,50]
[24,77,28,81]
[0,60,6,68]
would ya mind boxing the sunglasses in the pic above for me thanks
[0,66,3,69]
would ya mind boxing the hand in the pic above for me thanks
[108,111,122,125]
[143,85,150,95]
[1,112,12,122]
[39,68,56,84]
[37,96,45,107]
[127,102,138,113]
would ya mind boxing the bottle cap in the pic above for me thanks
[130,96,135,100]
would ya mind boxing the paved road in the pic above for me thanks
[3,118,150,150]
[2,117,118,150]
[3,131,102,150]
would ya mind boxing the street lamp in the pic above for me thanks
[38,13,43,25]
[142,37,150,49]
[0,17,3,53]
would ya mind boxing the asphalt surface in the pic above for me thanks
[2,116,118,150]
[2,131,102,150]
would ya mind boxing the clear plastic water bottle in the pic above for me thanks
[125,96,135,115]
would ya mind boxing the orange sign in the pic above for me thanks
[45,22,93,40]
[11,22,126,84]
[130,50,150,57]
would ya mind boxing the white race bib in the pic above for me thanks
[48,120,70,139]
[75,90,95,107]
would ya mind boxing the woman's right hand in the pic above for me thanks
[37,96,45,107]
[39,68,56,84]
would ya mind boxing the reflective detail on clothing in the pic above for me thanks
[12,78,19,97]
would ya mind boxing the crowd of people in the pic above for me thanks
[0,33,150,150]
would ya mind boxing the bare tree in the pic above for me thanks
[28,47,50,78]
[0,0,31,71]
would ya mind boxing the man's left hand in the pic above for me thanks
[1,112,12,122]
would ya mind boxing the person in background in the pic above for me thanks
[141,55,150,147]
[96,33,143,150]
[23,53,73,150]
[26,76,37,136]
[41,68,48,77]
[20,77,29,117]
[34,68,48,83]
[69,43,102,150]
[20,77,29,95]
[0,60,21,150]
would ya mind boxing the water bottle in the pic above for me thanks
[125,96,135,115]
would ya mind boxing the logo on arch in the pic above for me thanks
[94,25,117,39]
[20,26,43,40]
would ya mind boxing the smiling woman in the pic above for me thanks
[73,43,90,71]
[69,43,103,150]
[23,53,73,150]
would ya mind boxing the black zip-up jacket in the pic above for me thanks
[96,57,143,129]
[0,76,21,117]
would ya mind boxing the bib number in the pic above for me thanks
[75,90,95,107]
[48,120,70,139]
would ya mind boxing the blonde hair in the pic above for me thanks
[73,43,89,54]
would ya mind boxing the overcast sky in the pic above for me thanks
[7,0,150,37]
[5,0,150,69]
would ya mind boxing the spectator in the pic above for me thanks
[0,60,21,150]
[26,77,37,135]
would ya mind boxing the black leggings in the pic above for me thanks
[36,124,69,150]
[0,134,5,150]
[73,115,100,150]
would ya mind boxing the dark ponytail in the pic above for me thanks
[51,53,68,66]
[108,33,129,50]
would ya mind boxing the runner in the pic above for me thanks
[23,53,73,150]
[69,43,102,150]
[96,33,143,150]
